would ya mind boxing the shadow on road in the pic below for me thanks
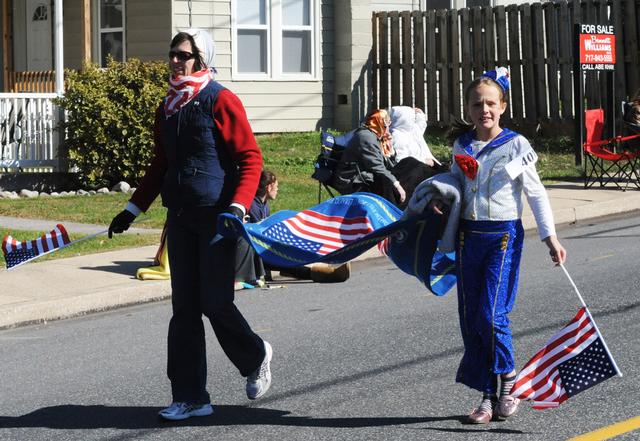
[0,404,462,430]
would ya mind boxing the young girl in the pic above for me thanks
[430,68,567,424]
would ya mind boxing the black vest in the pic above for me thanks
[161,81,238,210]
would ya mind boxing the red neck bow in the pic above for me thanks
[454,154,478,180]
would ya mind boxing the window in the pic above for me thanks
[233,0,318,79]
[426,0,450,9]
[98,0,125,67]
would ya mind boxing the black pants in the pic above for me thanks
[166,207,265,404]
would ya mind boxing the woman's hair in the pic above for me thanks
[447,77,508,144]
[256,170,277,199]
[170,32,204,72]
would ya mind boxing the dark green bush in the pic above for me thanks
[55,58,169,187]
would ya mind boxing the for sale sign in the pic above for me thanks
[579,24,615,71]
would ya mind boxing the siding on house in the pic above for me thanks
[371,0,422,11]
[63,0,83,70]
[126,0,172,61]
[171,0,333,133]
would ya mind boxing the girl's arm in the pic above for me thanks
[517,138,567,265]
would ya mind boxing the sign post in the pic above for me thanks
[573,23,616,166]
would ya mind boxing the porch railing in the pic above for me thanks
[0,93,61,171]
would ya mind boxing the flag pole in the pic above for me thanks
[559,263,623,377]
[6,217,150,271]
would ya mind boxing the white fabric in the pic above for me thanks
[389,106,438,164]
[451,135,556,240]
[183,28,216,69]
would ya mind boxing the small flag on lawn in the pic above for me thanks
[510,306,621,409]
[2,224,71,269]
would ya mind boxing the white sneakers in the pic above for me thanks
[158,402,214,421]
[246,340,273,400]
[159,340,273,421]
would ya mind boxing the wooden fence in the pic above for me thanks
[371,0,640,136]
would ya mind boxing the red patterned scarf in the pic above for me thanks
[164,68,213,118]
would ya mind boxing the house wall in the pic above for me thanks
[371,0,422,11]
[63,0,82,70]
[126,0,172,61]
[170,0,333,133]
[62,0,171,70]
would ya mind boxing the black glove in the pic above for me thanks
[108,210,136,238]
[225,205,245,219]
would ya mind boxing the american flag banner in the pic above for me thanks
[2,224,71,269]
[264,210,374,256]
[218,192,457,296]
[510,306,622,409]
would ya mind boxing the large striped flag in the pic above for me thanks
[510,307,622,409]
[2,224,71,269]
[218,192,457,296]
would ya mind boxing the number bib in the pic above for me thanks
[504,147,539,180]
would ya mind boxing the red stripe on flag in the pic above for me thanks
[57,224,71,245]
[292,214,373,236]
[285,219,366,247]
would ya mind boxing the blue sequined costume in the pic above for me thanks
[451,129,555,394]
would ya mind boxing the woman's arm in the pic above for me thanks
[214,89,263,211]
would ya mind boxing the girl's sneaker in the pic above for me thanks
[466,407,493,424]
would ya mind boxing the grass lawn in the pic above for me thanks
[0,130,582,265]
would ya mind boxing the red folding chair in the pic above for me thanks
[583,108,640,190]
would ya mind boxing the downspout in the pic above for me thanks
[54,0,66,171]
[54,0,63,94]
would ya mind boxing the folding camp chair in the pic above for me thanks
[311,130,363,202]
[583,108,640,190]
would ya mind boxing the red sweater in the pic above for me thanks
[130,89,263,212]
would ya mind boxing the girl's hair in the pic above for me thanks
[256,170,277,199]
[447,77,509,144]
[170,32,205,72]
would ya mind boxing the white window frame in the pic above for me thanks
[231,0,320,81]
[94,0,126,67]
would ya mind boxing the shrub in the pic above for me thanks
[55,58,169,187]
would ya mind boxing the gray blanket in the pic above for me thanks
[402,172,462,253]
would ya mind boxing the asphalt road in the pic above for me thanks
[0,214,639,441]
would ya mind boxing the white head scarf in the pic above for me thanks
[389,106,438,164]
[183,28,216,70]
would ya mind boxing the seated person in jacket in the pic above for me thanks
[235,170,351,286]
[332,109,437,207]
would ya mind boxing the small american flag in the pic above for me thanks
[510,307,621,409]
[263,209,373,256]
[2,224,71,269]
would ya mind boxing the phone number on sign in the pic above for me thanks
[582,53,614,63]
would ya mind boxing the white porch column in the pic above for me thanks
[54,0,64,94]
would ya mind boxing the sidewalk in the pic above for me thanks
[1,181,639,330]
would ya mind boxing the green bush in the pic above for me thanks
[55,58,169,187]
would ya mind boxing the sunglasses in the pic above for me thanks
[168,50,195,62]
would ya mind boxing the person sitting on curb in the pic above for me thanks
[235,170,351,287]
